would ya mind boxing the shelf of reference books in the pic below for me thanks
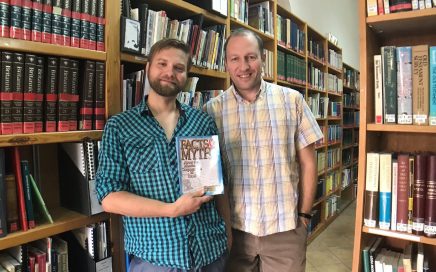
[0,131,103,147]
[144,0,226,25]
[366,124,436,134]
[277,79,306,90]
[0,208,109,250]
[121,52,147,65]
[362,226,436,246]
[229,18,274,42]
[366,8,436,34]
[0,38,106,61]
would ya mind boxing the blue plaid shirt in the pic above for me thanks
[96,96,227,269]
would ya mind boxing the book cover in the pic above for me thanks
[71,0,81,47]
[379,153,392,230]
[80,0,91,49]
[10,0,23,39]
[374,54,383,124]
[382,46,397,124]
[367,0,378,16]
[29,174,54,224]
[1,51,13,135]
[79,60,95,130]
[44,57,58,132]
[396,47,413,124]
[390,0,413,12]
[0,0,10,38]
[21,160,36,228]
[23,54,37,134]
[391,158,398,231]
[57,58,71,132]
[176,135,224,195]
[12,147,29,231]
[42,0,53,43]
[7,244,29,271]
[5,174,19,232]
[364,152,379,228]
[32,0,43,42]
[397,154,410,232]
[412,45,429,125]
[61,0,72,46]
[11,52,24,134]
[424,155,436,237]
[88,0,97,50]
[35,56,45,132]
[96,0,105,51]
[408,156,414,233]
[70,60,80,131]
[430,46,436,125]
[22,0,32,40]
[51,0,63,45]
[412,154,426,235]
[94,61,105,130]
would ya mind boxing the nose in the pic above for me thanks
[240,59,250,70]
[162,65,176,79]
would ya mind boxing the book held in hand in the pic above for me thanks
[176,135,224,195]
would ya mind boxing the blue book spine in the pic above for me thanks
[430,46,436,125]
[379,192,392,229]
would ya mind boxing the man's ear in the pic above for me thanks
[145,62,149,73]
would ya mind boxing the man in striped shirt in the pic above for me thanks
[205,29,323,272]
[96,39,229,271]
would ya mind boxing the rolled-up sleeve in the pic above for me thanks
[96,118,130,202]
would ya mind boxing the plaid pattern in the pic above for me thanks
[96,96,227,269]
[205,80,323,236]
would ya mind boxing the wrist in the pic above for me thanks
[298,212,313,220]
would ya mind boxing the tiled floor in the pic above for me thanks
[306,201,356,272]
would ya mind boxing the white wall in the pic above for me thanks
[289,0,360,69]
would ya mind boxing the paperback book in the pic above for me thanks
[176,135,224,195]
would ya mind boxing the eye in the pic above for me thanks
[175,66,185,72]
[248,55,257,61]
[230,57,238,62]
[157,62,166,67]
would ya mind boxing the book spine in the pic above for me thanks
[377,0,384,14]
[23,54,37,134]
[412,0,419,9]
[0,150,7,237]
[396,47,413,124]
[412,45,429,125]
[390,0,413,12]
[391,158,398,231]
[51,0,62,45]
[70,0,81,47]
[397,153,410,232]
[21,0,32,40]
[364,153,379,228]
[12,147,28,231]
[29,174,53,223]
[42,0,52,43]
[88,0,97,50]
[69,60,79,130]
[10,0,23,39]
[35,56,44,133]
[5,175,19,232]
[57,58,71,132]
[382,46,397,124]
[430,46,436,125]
[378,153,392,230]
[424,155,436,237]
[0,0,10,38]
[44,57,58,132]
[374,55,383,124]
[20,160,35,228]
[32,0,43,42]
[1,52,13,135]
[12,52,24,134]
[96,0,104,51]
[79,60,95,130]
[94,61,105,129]
[383,0,390,13]
[79,0,90,49]
[408,156,415,233]
[412,153,427,235]
[61,0,72,46]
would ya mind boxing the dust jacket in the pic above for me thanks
[176,135,224,195]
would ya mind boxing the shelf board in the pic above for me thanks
[230,18,275,43]
[277,44,306,59]
[327,65,343,75]
[366,8,436,35]
[307,54,326,67]
[0,130,103,147]
[276,79,306,89]
[328,141,341,147]
[362,226,436,246]
[0,208,109,250]
[327,163,341,173]
[342,143,354,150]
[315,144,326,150]
[367,124,436,133]
[121,52,147,65]
[0,38,106,61]
[328,116,342,121]
[189,66,227,79]
[327,91,342,97]
[307,86,326,93]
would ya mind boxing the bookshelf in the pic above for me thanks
[352,1,436,271]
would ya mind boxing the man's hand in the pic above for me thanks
[299,216,310,229]
[172,189,213,217]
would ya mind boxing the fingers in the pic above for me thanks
[191,188,206,197]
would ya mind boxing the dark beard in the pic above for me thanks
[148,74,183,98]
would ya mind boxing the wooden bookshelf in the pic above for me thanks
[352,1,436,271]
[0,131,103,147]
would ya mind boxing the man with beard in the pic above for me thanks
[96,39,230,272]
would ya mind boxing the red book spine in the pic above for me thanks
[12,147,28,231]
[61,0,71,46]
[44,57,58,132]
[70,0,81,47]
[94,61,105,129]
[88,0,97,50]
[10,0,23,39]
[31,0,43,42]
[51,0,63,45]
[397,154,410,232]
[96,0,104,51]
[21,0,32,40]
[425,155,436,237]
[41,0,52,43]
[23,54,37,134]
[412,153,427,235]
[0,0,10,38]
[377,0,384,14]
[34,56,44,132]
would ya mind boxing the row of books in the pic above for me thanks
[362,238,429,272]
[308,37,325,62]
[277,51,306,85]
[364,152,436,238]
[0,0,105,51]
[277,14,305,53]
[344,66,360,90]
[342,168,354,189]
[343,92,360,108]
[374,45,436,125]
[327,124,342,143]
[325,194,340,220]
[263,49,273,79]
[326,73,343,94]
[0,53,106,135]
[121,68,147,112]
[367,0,436,16]
[308,93,329,119]
[247,1,273,36]
[326,170,342,194]
[328,49,343,70]
[329,101,342,117]
[326,147,341,169]
[307,62,325,91]
[316,150,326,174]
[229,0,248,24]
[343,111,360,126]
[343,148,354,166]
[343,130,354,146]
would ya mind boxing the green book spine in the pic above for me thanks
[20,160,35,228]
[29,174,54,224]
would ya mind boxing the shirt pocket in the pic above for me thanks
[124,137,159,173]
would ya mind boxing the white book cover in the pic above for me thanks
[374,55,383,124]
[391,159,398,231]
[364,152,380,228]
[176,135,224,195]
[379,153,392,230]
[383,0,390,13]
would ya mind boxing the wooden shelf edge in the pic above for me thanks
[362,226,436,246]
[277,44,306,58]
[230,18,274,42]
[366,8,436,25]
[0,130,103,147]
[0,208,109,250]
[367,124,436,133]
[0,38,106,61]
[189,66,227,79]
[121,52,147,65]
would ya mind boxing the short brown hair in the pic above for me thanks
[148,38,192,70]
[224,28,264,58]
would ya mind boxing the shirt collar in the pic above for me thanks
[231,79,267,104]
[137,95,187,120]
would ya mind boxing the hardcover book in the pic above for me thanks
[412,45,429,125]
[176,135,224,195]
[364,152,379,228]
